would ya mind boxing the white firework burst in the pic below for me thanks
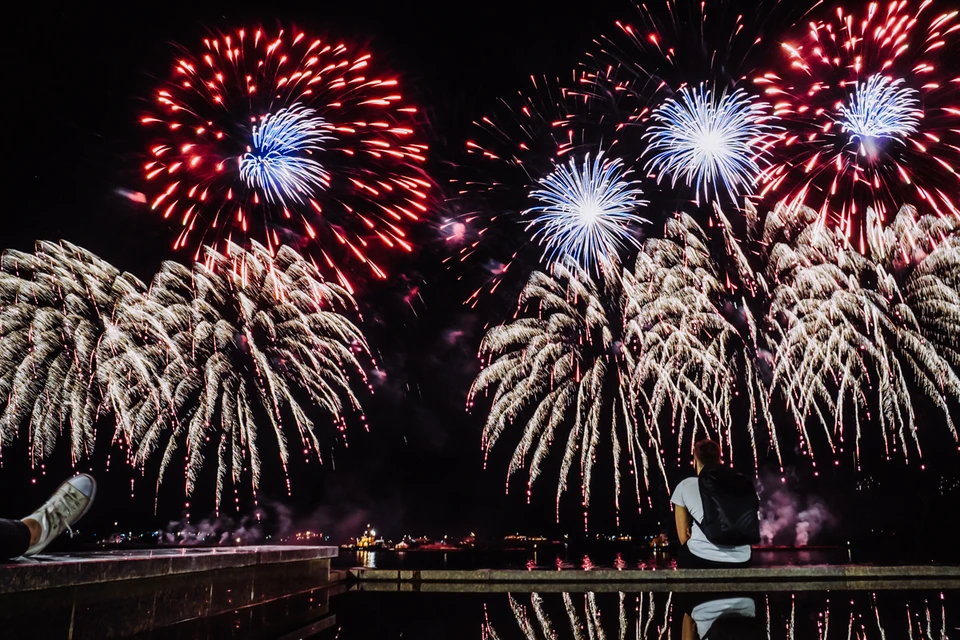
[112,242,369,504]
[767,205,960,462]
[840,75,922,142]
[625,211,777,468]
[644,85,778,203]
[526,152,648,271]
[0,242,145,462]
[468,259,664,521]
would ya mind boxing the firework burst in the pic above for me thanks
[526,152,648,270]
[767,205,960,463]
[0,242,145,463]
[468,259,665,523]
[452,76,626,307]
[625,211,777,469]
[755,1,960,243]
[644,85,779,203]
[237,104,333,204]
[142,27,431,288]
[112,242,369,505]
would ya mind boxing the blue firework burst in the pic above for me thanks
[644,85,777,204]
[841,75,921,142]
[239,104,333,205]
[525,152,648,270]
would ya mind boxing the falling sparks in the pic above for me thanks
[470,199,959,515]
[0,242,145,464]
[468,259,665,522]
[107,243,371,506]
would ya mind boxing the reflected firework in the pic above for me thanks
[481,591,951,640]
[142,27,432,288]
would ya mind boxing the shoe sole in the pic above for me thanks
[72,473,97,523]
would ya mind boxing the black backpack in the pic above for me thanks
[693,466,761,546]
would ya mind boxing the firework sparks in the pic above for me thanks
[625,211,776,469]
[0,242,145,463]
[755,1,960,242]
[526,152,648,270]
[468,259,665,523]
[767,205,960,463]
[644,85,778,203]
[112,242,369,505]
[142,27,431,287]
[453,76,623,307]
[841,75,921,141]
[238,104,333,204]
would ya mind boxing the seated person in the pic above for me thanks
[671,439,753,569]
[0,474,97,560]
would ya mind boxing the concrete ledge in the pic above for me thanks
[356,579,960,593]
[351,565,960,590]
[0,545,338,594]
[0,561,345,638]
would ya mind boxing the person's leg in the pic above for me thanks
[676,545,752,570]
[0,518,33,560]
[676,544,713,569]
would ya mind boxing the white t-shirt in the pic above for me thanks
[671,476,752,563]
[691,597,757,638]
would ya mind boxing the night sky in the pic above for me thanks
[3,0,959,549]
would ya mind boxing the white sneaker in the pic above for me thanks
[23,474,97,556]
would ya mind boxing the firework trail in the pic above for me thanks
[526,151,648,271]
[111,243,369,506]
[0,242,145,463]
[468,259,665,523]
[644,84,779,203]
[755,1,960,244]
[142,27,432,289]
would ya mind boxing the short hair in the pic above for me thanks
[693,439,721,467]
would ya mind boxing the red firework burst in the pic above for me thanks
[755,1,960,246]
[141,27,432,289]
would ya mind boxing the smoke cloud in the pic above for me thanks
[162,502,292,546]
[758,478,834,547]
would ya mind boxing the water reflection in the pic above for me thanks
[479,592,951,640]
[355,549,377,568]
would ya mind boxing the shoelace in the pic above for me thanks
[43,488,85,539]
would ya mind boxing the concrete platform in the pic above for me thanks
[0,546,344,638]
[0,545,338,594]
[351,565,960,593]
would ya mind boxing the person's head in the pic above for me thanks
[693,439,721,474]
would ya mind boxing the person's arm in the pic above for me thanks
[675,505,693,546]
[682,613,699,640]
